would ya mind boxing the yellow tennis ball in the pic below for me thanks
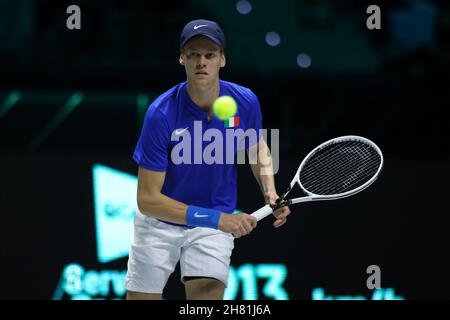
[213,95,237,121]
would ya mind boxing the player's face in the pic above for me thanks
[180,36,225,86]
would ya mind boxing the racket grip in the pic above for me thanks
[251,204,273,222]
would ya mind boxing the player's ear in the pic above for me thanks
[179,49,185,66]
[220,50,226,68]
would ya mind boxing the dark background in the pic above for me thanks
[0,0,449,299]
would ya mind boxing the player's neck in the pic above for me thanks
[187,79,220,112]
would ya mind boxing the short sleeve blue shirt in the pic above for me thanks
[133,80,263,225]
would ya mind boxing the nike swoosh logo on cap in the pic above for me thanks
[193,25,208,30]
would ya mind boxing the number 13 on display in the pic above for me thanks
[224,264,288,300]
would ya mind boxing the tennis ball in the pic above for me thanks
[213,95,237,120]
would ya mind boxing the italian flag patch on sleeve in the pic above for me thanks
[224,116,239,128]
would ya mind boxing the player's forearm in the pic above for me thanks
[137,192,188,224]
[251,164,277,201]
[250,140,277,195]
[255,169,276,194]
[251,159,281,208]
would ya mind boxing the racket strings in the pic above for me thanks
[300,142,369,183]
[302,143,378,194]
[311,160,380,195]
[299,141,381,195]
[304,145,374,182]
[300,141,373,179]
[302,143,380,195]
[302,154,376,195]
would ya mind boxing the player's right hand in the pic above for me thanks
[218,213,257,239]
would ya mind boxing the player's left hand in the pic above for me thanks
[264,192,291,228]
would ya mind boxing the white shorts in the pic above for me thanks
[125,211,235,294]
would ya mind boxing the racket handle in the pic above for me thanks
[251,204,273,222]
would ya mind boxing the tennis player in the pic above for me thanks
[125,19,290,300]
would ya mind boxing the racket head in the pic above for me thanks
[294,135,383,199]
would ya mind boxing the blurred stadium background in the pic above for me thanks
[0,0,449,299]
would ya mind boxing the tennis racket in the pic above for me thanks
[251,135,384,221]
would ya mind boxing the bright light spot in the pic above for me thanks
[297,53,311,68]
[265,32,281,47]
[236,1,252,15]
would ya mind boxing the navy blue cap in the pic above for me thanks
[180,19,225,48]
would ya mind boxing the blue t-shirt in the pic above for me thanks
[133,80,263,226]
